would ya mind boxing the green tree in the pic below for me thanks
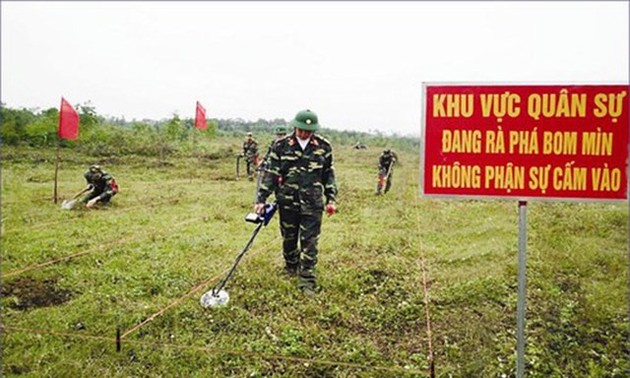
[164,114,187,141]
[24,114,56,146]
[205,119,218,138]
[77,101,102,132]
[1,105,37,145]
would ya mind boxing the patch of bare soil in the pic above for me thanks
[1,276,74,310]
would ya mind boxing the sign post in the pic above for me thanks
[516,200,527,378]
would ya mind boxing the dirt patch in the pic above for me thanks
[1,276,74,310]
[7,364,31,375]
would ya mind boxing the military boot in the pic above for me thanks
[298,268,316,296]
[283,263,299,277]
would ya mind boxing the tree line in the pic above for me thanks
[1,103,419,157]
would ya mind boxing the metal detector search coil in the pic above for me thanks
[200,289,229,308]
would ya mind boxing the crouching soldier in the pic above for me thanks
[81,164,119,208]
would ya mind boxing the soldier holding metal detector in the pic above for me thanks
[376,149,397,195]
[241,132,259,181]
[254,109,337,296]
[81,164,119,208]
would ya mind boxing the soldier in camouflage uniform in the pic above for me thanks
[261,126,288,167]
[81,164,119,208]
[254,110,337,296]
[242,132,259,181]
[376,149,398,195]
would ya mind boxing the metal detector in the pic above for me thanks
[61,185,93,210]
[383,161,394,193]
[200,203,278,308]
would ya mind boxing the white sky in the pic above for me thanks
[1,1,628,136]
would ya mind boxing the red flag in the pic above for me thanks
[195,101,207,130]
[58,97,79,140]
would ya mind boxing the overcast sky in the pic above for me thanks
[1,1,628,136]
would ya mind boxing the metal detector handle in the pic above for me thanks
[262,203,277,226]
[245,203,277,226]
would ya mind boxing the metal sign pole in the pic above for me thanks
[516,200,528,378]
[627,149,630,378]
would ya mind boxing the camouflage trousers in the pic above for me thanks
[279,207,322,290]
[246,159,256,179]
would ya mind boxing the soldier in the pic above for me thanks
[261,126,288,167]
[258,126,288,192]
[81,164,119,208]
[376,149,398,195]
[254,109,337,296]
[353,141,367,150]
[242,132,259,181]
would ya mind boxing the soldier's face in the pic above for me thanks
[296,129,314,139]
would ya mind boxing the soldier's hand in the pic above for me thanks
[86,198,99,208]
[325,203,337,216]
[254,203,266,215]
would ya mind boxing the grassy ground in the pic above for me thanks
[1,138,628,377]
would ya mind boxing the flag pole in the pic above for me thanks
[192,124,197,158]
[53,136,61,203]
[55,96,80,203]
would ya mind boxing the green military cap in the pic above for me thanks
[275,126,287,134]
[289,109,319,131]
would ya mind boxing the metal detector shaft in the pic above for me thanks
[73,185,92,199]
[385,161,394,182]
[254,161,266,203]
[211,221,264,295]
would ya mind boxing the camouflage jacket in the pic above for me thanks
[242,139,258,161]
[379,151,397,170]
[262,138,281,167]
[256,132,337,211]
[84,170,119,198]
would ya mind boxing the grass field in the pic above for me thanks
[1,138,628,377]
